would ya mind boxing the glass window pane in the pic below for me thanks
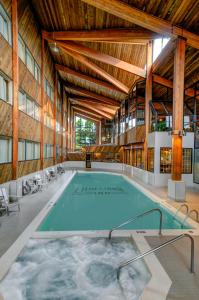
[147,148,154,172]
[0,137,12,163]
[160,147,172,173]
[26,49,34,75]
[18,36,26,63]
[18,140,25,161]
[26,141,34,160]
[18,91,26,112]
[183,148,192,174]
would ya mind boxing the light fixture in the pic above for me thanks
[51,41,59,53]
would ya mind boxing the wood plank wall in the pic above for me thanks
[0,0,67,183]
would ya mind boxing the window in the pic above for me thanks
[45,78,53,101]
[160,148,172,173]
[75,116,96,149]
[135,148,144,169]
[183,148,192,174]
[0,4,10,43]
[18,91,26,112]
[34,103,40,121]
[45,144,53,158]
[26,141,34,160]
[19,140,40,161]
[18,140,25,161]
[18,35,26,63]
[0,136,12,163]
[26,97,34,117]
[56,145,61,158]
[0,73,8,102]
[18,91,40,121]
[147,148,154,172]
[34,142,40,159]
[26,49,34,75]
[153,37,170,62]
[56,121,61,133]
[34,63,40,83]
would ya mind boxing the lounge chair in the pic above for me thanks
[57,164,65,174]
[34,174,48,191]
[0,187,21,216]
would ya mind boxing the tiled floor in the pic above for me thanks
[0,172,73,257]
[146,236,199,300]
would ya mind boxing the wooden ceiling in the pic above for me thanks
[31,0,199,119]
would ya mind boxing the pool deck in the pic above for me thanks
[0,168,199,300]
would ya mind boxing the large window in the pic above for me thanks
[0,136,12,163]
[24,140,40,160]
[44,112,53,129]
[18,90,40,121]
[75,116,96,150]
[160,147,192,174]
[131,148,144,169]
[44,144,53,158]
[147,148,154,172]
[0,73,8,102]
[160,147,172,173]
[0,4,11,43]
[183,148,192,174]
[18,35,41,83]
[153,37,170,62]
[45,78,54,101]
[18,140,25,161]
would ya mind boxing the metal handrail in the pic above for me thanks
[117,233,194,280]
[181,209,199,227]
[108,208,163,239]
[173,204,189,220]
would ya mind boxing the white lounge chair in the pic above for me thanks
[57,164,65,174]
[34,174,48,191]
[0,188,21,216]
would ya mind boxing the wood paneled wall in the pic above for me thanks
[0,0,66,183]
[0,101,12,136]
[127,125,145,144]
[18,112,41,141]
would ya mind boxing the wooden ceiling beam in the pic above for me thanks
[68,96,118,108]
[72,104,112,119]
[74,109,102,122]
[70,98,116,114]
[81,0,199,50]
[55,64,124,94]
[61,47,129,94]
[55,40,146,78]
[65,84,121,107]
[153,74,197,98]
[74,111,100,124]
[43,28,159,42]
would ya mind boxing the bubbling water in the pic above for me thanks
[0,237,151,300]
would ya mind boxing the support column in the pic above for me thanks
[168,37,186,201]
[61,85,64,162]
[12,0,19,180]
[144,41,153,170]
[53,71,57,165]
[98,121,102,145]
[40,36,45,170]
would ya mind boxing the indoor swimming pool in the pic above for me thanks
[0,237,151,300]
[38,172,191,231]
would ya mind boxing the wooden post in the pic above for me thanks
[171,37,186,181]
[53,71,57,165]
[12,0,19,180]
[98,121,102,145]
[40,36,45,170]
[61,84,64,162]
[144,41,153,170]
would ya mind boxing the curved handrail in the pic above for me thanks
[108,208,163,239]
[181,209,199,227]
[117,233,194,280]
[173,204,189,220]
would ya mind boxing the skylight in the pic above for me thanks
[153,37,170,62]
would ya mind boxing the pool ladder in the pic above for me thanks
[108,208,163,239]
[173,204,199,227]
[116,233,195,280]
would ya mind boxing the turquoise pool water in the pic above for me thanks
[38,172,191,231]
